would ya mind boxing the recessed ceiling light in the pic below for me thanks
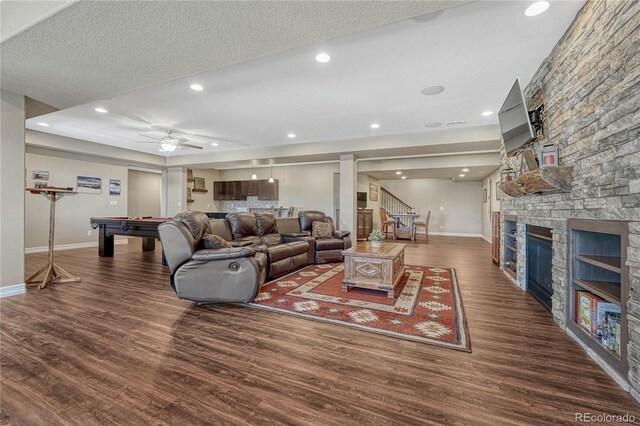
[396,171,402,175]
[37,122,49,127]
[425,122,442,128]
[315,53,331,63]
[459,174,465,177]
[525,1,550,17]
[94,107,108,113]
[462,168,469,172]
[287,133,296,138]
[421,86,444,95]
[447,120,466,125]
[481,110,493,116]
[190,84,204,91]
[401,176,407,180]
[210,142,218,147]
[370,123,380,129]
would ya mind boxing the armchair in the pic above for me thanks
[158,211,262,304]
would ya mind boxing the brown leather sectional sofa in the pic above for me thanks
[158,210,351,304]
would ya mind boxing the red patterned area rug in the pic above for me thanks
[247,263,471,352]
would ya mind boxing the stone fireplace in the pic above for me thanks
[498,0,639,400]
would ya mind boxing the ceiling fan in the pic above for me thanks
[136,127,201,152]
[135,125,249,152]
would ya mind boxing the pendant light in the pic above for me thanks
[268,164,274,183]
[251,169,257,180]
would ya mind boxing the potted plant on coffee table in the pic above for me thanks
[369,229,385,248]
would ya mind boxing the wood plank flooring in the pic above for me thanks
[2,237,639,425]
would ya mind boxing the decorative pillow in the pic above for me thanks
[312,221,334,239]
[202,233,233,250]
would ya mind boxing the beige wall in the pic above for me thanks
[165,167,186,217]
[24,152,128,249]
[480,168,501,241]
[219,162,339,216]
[357,174,381,230]
[377,178,482,236]
[189,168,220,213]
[0,90,25,288]
[128,170,161,217]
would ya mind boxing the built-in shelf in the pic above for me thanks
[503,217,518,283]
[500,165,573,197]
[575,279,621,304]
[573,321,621,360]
[528,232,552,242]
[192,188,208,193]
[568,218,628,379]
[576,255,622,274]
[505,267,516,280]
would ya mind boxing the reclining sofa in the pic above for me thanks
[158,210,351,304]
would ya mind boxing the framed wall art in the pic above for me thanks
[369,183,378,202]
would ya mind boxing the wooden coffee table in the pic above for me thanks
[341,242,406,298]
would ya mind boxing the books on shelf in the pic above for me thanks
[575,290,622,355]
[576,291,602,333]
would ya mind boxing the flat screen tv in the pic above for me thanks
[498,78,536,155]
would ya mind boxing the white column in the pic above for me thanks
[339,154,357,233]
[0,90,26,292]
[164,166,186,217]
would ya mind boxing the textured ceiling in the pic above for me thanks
[0,1,75,42]
[1,0,470,108]
[23,0,584,158]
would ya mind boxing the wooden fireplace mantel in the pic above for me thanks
[500,165,573,197]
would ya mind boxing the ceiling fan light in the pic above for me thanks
[160,142,177,152]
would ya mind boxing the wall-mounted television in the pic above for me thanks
[498,78,536,155]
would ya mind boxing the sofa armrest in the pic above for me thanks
[228,240,254,247]
[280,232,310,237]
[334,230,351,239]
[191,247,255,261]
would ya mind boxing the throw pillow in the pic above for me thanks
[312,221,333,239]
[202,233,233,250]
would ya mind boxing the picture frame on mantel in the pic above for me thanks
[369,183,378,201]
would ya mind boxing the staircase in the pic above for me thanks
[380,187,413,227]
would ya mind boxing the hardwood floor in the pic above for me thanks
[2,237,638,425]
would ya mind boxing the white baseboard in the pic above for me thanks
[25,239,128,254]
[0,283,26,298]
[481,235,491,243]
[428,232,484,238]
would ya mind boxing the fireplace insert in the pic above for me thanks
[526,225,553,312]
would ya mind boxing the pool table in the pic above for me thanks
[89,216,170,262]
